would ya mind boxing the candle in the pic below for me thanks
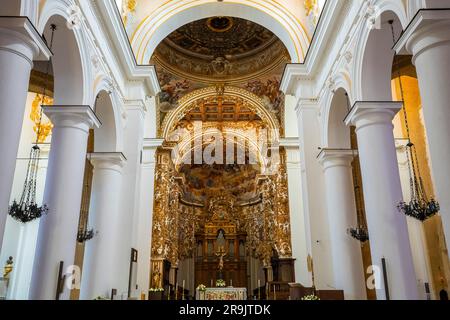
[230,279,233,287]
[175,283,178,300]
[211,279,213,287]
[273,285,276,301]
[258,280,261,300]
[182,280,185,300]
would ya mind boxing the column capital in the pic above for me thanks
[317,149,356,170]
[88,152,127,171]
[0,17,52,65]
[42,106,101,134]
[344,101,402,130]
[394,9,450,63]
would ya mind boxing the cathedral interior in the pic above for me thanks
[0,0,450,303]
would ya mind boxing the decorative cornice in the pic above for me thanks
[88,152,127,170]
[95,1,161,96]
[143,138,164,149]
[394,9,450,55]
[280,0,347,95]
[280,137,300,148]
[0,16,52,61]
[344,101,403,127]
[317,148,357,170]
[42,105,101,129]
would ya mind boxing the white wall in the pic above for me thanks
[285,146,312,286]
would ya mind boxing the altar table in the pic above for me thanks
[196,287,247,300]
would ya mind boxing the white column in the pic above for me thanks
[318,149,367,300]
[296,101,333,289]
[0,17,50,246]
[345,102,418,300]
[30,106,100,300]
[396,141,433,300]
[284,144,312,286]
[134,142,159,299]
[122,103,145,275]
[80,152,127,300]
[395,10,450,249]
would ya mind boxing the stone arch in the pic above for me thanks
[38,0,93,106]
[173,128,269,173]
[322,71,352,147]
[161,86,280,140]
[131,0,310,64]
[92,78,124,152]
[352,0,408,101]
[325,88,352,149]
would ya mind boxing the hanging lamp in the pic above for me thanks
[8,25,57,223]
[388,20,440,222]
[345,93,370,243]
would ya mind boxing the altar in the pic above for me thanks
[196,287,247,301]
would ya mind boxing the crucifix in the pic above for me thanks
[215,245,227,272]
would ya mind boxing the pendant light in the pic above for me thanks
[389,20,440,222]
[8,25,57,223]
[345,93,369,243]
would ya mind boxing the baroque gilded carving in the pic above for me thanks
[150,144,293,282]
[30,94,53,143]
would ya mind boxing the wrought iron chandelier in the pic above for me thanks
[345,93,369,243]
[389,21,440,222]
[8,25,57,223]
[77,228,95,243]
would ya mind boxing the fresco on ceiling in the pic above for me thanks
[152,17,288,132]
[152,17,289,83]
[179,163,260,203]
[245,77,284,113]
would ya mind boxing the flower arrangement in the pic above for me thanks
[301,294,320,300]
[149,287,165,292]
[216,279,226,287]
[197,284,207,292]
[94,296,109,300]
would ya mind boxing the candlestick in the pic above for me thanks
[175,283,178,300]
[230,279,233,287]
[211,279,213,287]
[182,280,185,300]
[273,285,276,301]
[167,286,170,300]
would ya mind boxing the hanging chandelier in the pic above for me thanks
[8,25,57,223]
[77,228,95,243]
[345,93,370,243]
[388,20,440,222]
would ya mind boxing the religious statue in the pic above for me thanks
[215,246,227,272]
[152,264,162,289]
[3,257,13,279]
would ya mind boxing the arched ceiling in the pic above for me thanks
[152,17,288,84]
[116,0,326,64]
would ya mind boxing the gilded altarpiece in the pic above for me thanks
[150,147,295,296]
